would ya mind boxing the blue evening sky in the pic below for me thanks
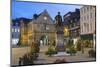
[12,0,83,20]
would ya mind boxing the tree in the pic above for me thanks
[45,45,57,56]
[76,39,82,51]
[84,40,90,48]
[30,42,40,59]
[69,46,77,56]
[30,42,40,53]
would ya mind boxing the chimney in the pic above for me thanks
[75,9,80,12]
[33,14,38,20]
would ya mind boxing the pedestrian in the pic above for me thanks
[18,57,22,66]
[23,54,28,65]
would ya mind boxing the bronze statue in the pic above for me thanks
[55,12,62,26]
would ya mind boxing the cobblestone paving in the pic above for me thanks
[34,46,95,64]
[11,46,95,65]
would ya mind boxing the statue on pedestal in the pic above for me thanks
[55,12,65,51]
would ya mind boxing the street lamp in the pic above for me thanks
[63,27,69,47]
[63,27,69,37]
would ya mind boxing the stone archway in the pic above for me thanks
[39,35,49,52]
[39,35,48,46]
[40,35,48,46]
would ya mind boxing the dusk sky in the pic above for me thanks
[12,0,83,20]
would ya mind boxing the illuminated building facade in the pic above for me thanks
[63,9,80,44]
[20,10,56,46]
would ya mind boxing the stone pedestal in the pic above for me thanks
[56,26,65,52]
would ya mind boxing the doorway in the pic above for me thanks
[40,35,48,46]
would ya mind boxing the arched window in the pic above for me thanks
[12,28,14,32]
[15,28,17,32]
[17,29,20,32]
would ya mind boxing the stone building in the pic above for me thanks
[63,9,80,44]
[80,6,96,38]
[80,6,96,49]
[20,18,32,45]
[20,10,56,46]
[12,21,20,45]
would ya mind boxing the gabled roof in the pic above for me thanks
[32,10,54,24]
